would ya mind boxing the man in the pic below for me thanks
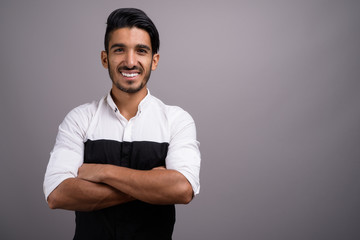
[43,8,201,240]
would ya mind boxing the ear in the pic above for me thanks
[101,51,108,69]
[151,53,160,71]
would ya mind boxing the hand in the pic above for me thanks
[78,164,106,183]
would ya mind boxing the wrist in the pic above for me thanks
[99,164,109,183]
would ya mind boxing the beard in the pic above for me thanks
[108,60,152,94]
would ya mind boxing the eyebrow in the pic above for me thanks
[136,44,151,51]
[110,43,126,50]
[110,43,151,51]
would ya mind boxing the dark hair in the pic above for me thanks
[104,8,160,55]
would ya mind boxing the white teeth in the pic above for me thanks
[121,72,139,77]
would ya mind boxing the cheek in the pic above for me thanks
[108,59,119,71]
[109,58,117,66]
[108,55,121,65]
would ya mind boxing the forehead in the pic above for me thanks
[109,27,151,48]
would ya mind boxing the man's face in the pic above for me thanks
[101,27,159,94]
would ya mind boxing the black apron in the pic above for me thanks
[73,140,175,240]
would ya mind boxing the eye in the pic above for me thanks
[137,49,148,54]
[114,48,124,53]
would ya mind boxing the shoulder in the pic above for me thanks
[148,95,196,138]
[64,101,97,122]
[59,97,104,132]
[148,95,195,123]
[166,105,195,126]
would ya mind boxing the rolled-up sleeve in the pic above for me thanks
[43,108,87,200]
[165,108,201,196]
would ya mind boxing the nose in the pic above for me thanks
[124,50,136,68]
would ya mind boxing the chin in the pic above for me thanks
[115,82,145,94]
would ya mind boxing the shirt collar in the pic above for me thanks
[106,88,151,114]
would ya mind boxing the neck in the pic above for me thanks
[111,85,148,120]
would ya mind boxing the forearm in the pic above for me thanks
[79,165,193,205]
[110,168,192,204]
[47,178,134,211]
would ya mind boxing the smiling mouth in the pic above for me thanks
[121,72,139,78]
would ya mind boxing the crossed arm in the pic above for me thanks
[47,164,193,211]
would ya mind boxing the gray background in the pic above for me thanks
[1,0,359,239]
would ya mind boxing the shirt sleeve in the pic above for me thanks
[43,106,89,201]
[165,107,201,196]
